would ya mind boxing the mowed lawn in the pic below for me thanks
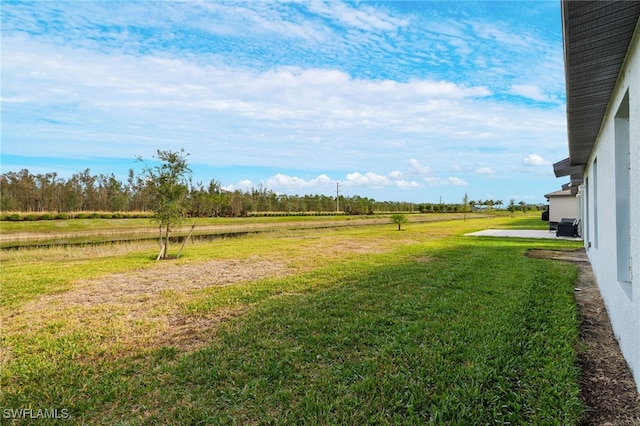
[1,215,585,424]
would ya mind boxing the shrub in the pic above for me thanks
[55,213,69,220]
[24,214,38,221]
[39,213,54,220]
[6,213,23,221]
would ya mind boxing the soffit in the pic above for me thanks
[562,1,640,165]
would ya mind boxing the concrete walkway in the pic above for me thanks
[465,229,582,241]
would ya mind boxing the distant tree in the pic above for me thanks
[230,191,244,217]
[0,176,18,211]
[138,149,192,259]
[508,199,517,215]
[77,169,98,211]
[461,193,471,220]
[390,213,408,231]
[479,199,494,216]
[207,179,230,217]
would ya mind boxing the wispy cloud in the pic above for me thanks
[475,167,497,176]
[307,0,409,32]
[408,158,432,176]
[510,85,559,103]
[424,177,468,187]
[1,1,567,203]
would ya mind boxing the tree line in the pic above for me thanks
[0,168,540,217]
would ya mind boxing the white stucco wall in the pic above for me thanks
[580,25,640,390]
[548,195,578,224]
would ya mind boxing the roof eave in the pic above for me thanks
[553,157,585,178]
[562,1,640,166]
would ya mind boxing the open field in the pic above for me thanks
[0,213,473,249]
[1,214,587,423]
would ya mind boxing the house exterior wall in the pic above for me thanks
[579,26,640,388]
[548,195,578,224]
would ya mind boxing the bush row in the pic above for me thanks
[0,211,155,221]
[1,209,441,221]
[247,211,347,217]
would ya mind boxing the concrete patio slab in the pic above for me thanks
[465,229,582,241]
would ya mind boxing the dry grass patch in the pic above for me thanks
[3,257,291,360]
[20,257,289,311]
[2,225,440,367]
[3,231,410,361]
[415,255,432,263]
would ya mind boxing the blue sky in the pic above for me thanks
[1,1,568,204]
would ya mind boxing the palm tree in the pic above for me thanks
[390,213,408,231]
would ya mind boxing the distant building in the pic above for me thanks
[543,189,578,231]
[554,1,640,390]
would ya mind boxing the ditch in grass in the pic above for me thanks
[1,218,584,424]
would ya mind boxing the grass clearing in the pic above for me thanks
[1,215,585,424]
[0,211,513,249]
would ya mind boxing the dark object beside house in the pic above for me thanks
[556,218,580,237]
[541,210,549,221]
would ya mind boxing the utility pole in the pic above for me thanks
[336,182,340,212]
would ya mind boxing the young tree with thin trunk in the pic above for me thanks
[390,213,408,231]
[508,199,517,216]
[461,193,471,220]
[138,149,192,260]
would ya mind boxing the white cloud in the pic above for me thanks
[0,96,30,103]
[409,158,432,176]
[471,22,531,48]
[396,180,421,190]
[1,1,568,205]
[264,173,332,190]
[345,171,389,187]
[445,177,468,186]
[523,154,551,166]
[475,167,496,175]
[2,33,566,175]
[307,0,408,32]
[424,177,468,186]
[223,179,255,192]
[388,170,403,179]
[510,84,558,103]
[343,170,420,190]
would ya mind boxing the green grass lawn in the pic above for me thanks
[1,215,584,424]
